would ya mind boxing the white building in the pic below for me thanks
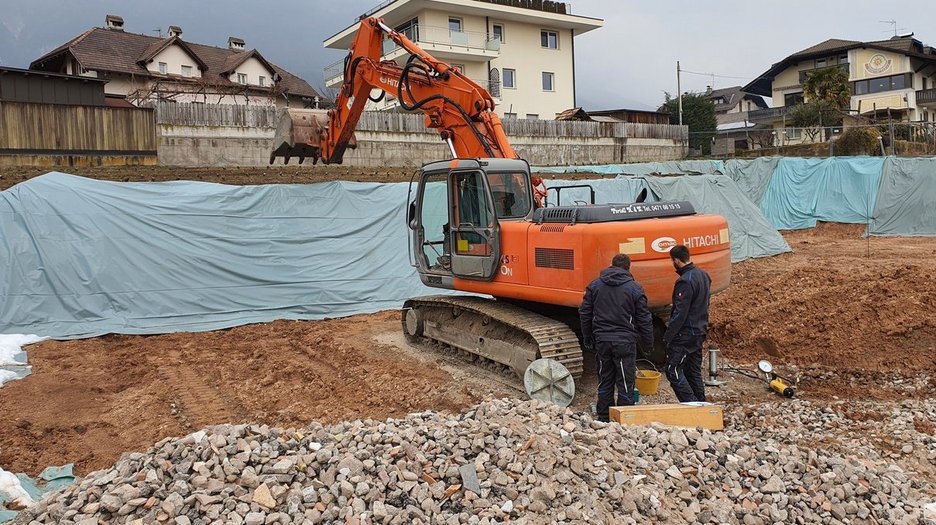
[323,0,602,119]
[30,15,319,108]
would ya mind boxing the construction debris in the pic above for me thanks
[14,397,936,524]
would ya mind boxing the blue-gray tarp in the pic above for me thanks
[1,172,790,339]
[0,173,437,338]
[723,157,781,204]
[758,157,884,230]
[870,157,936,236]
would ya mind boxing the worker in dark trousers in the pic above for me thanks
[663,245,712,402]
[579,254,654,422]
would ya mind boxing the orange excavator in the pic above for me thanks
[271,17,731,383]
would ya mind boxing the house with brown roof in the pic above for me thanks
[705,86,770,155]
[743,35,936,145]
[30,15,320,108]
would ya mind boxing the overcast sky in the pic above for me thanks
[2,0,934,110]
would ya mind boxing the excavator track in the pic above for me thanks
[401,295,584,381]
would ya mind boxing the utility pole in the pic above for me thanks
[677,61,683,126]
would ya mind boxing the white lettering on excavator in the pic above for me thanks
[500,265,513,276]
[683,234,720,249]
[379,76,400,88]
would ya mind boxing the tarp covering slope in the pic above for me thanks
[870,157,936,236]
[643,175,791,262]
[723,157,781,205]
[0,173,436,338]
[757,157,884,230]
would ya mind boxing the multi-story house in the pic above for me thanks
[30,15,319,108]
[744,35,936,144]
[706,85,769,154]
[323,0,602,119]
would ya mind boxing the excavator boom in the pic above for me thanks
[270,17,516,165]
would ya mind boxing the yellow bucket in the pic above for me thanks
[635,369,662,395]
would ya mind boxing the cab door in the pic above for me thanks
[448,167,501,280]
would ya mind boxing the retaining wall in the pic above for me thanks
[155,103,687,167]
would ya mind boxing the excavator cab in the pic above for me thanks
[408,158,533,287]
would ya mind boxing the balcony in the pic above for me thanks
[383,25,500,62]
[747,105,796,123]
[917,88,936,107]
[324,24,499,87]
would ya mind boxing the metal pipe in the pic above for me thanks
[704,346,726,386]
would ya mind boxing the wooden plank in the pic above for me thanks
[610,403,724,430]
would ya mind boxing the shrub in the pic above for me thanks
[834,128,880,156]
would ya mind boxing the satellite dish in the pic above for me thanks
[758,360,773,374]
[524,358,575,407]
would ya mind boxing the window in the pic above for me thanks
[448,17,462,32]
[784,127,801,140]
[158,62,167,74]
[784,92,804,106]
[237,73,247,85]
[181,65,192,78]
[259,75,266,87]
[839,54,849,65]
[526,114,539,120]
[488,171,532,218]
[451,64,465,74]
[541,30,558,49]
[542,72,554,91]
[854,73,911,95]
[503,68,516,89]
[815,58,827,68]
[492,24,504,43]
[504,112,517,119]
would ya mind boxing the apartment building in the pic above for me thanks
[323,0,602,119]
[743,36,936,144]
[30,15,319,108]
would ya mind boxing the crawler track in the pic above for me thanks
[402,295,584,381]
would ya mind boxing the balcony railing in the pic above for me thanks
[383,24,500,55]
[917,88,936,105]
[324,58,345,85]
[798,63,849,84]
[747,105,796,122]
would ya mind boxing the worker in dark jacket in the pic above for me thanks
[663,245,712,402]
[579,254,654,422]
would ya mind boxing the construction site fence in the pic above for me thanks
[0,101,157,154]
[690,121,936,158]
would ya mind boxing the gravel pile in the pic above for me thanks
[14,398,936,525]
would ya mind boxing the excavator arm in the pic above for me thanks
[271,17,518,165]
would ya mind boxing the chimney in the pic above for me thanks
[105,14,125,31]
[228,37,246,51]
[168,25,183,38]
[706,85,713,96]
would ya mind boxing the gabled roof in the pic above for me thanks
[31,27,318,99]
[219,49,275,76]
[744,36,936,96]
[137,36,208,72]
[707,86,769,113]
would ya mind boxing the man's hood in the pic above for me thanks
[599,266,635,286]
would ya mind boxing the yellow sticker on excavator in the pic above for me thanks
[619,237,645,254]
[719,228,730,244]
[457,239,469,252]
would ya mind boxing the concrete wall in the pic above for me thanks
[156,103,687,167]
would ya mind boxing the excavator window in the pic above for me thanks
[487,171,532,219]
[451,170,494,256]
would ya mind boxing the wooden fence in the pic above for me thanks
[151,102,688,141]
[154,102,279,128]
[0,102,156,153]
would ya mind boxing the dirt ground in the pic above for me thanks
[1,169,934,478]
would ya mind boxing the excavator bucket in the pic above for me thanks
[269,109,356,165]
